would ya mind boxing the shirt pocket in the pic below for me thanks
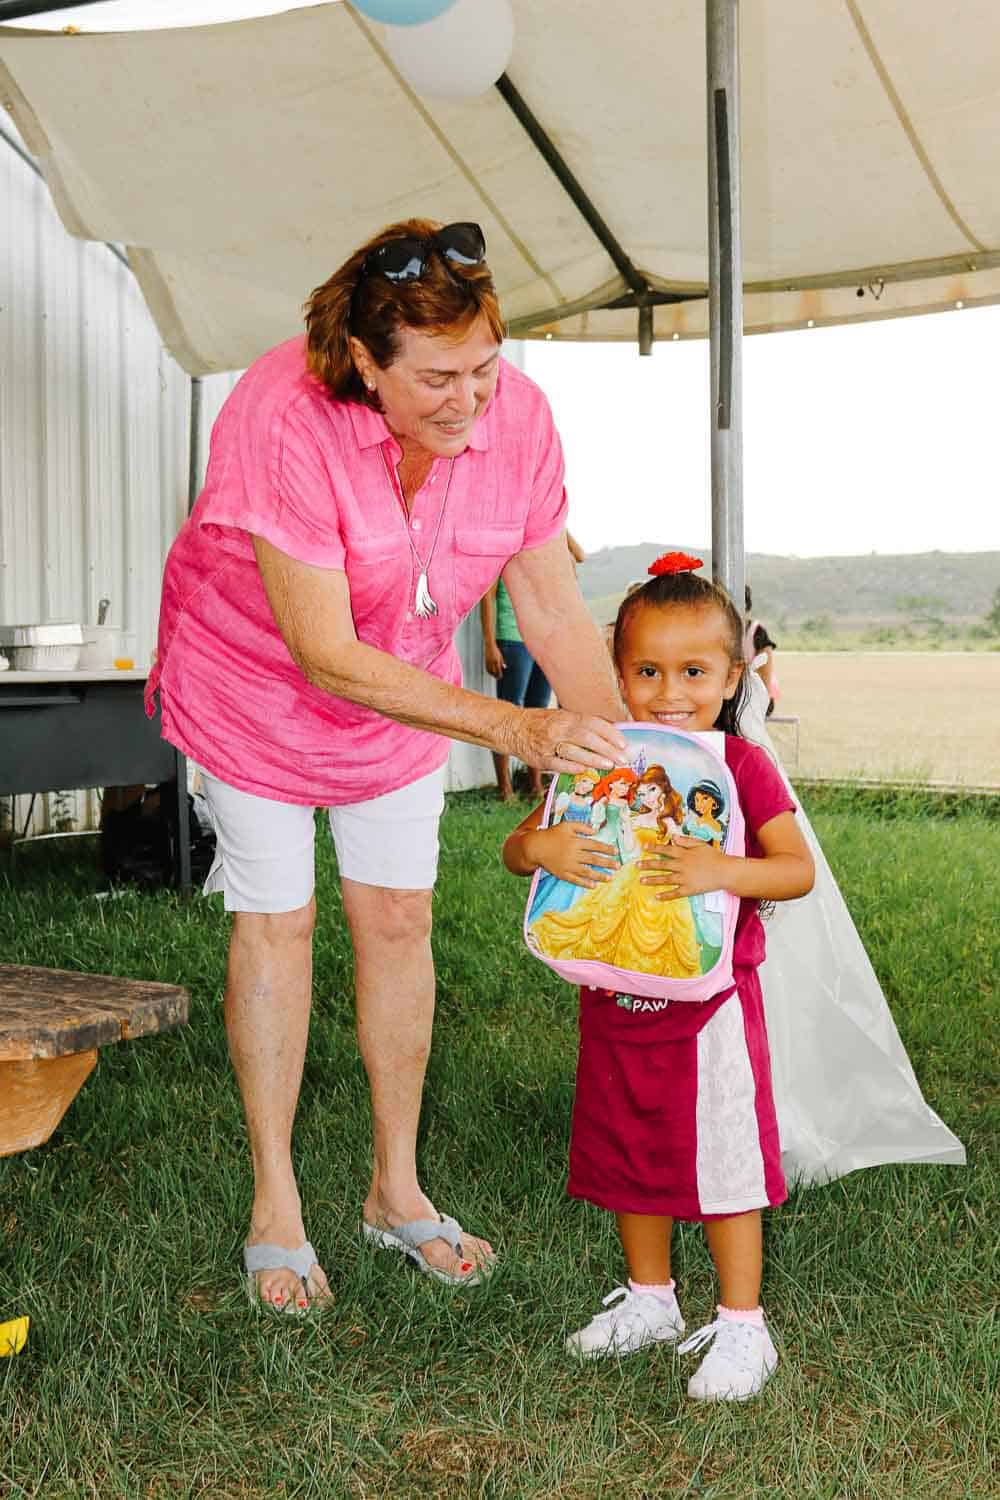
[452,523,525,621]
[345,529,412,646]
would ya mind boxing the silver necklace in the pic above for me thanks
[379,446,455,618]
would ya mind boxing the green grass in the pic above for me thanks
[1,789,997,1499]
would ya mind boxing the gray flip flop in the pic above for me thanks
[243,1240,321,1312]
[362,1215,493,1286]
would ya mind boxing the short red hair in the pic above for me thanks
[592,767,639,804]
[304,218,506,407]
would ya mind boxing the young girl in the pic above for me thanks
[504,554,815,1402]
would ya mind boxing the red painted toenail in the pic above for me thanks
[461,1262,473,1272]
[297,1299,307,1308]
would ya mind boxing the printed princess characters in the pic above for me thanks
[588,768,640,864]
[552,768,601,828]
[528,769,604,921]
[683,780,727,848]
[527,754,703,980]
[632,764,685,839]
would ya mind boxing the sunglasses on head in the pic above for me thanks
[360,222,487,284]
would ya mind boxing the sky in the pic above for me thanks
[523,306,1000,560]
[12,2,1000,562]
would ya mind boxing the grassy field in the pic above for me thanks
[767,653,1000,787]
[578,605,1000,787]
[1,788,997,1499]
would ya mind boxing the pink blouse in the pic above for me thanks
[146,338,567,805]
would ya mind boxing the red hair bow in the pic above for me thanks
[648,551,704,576]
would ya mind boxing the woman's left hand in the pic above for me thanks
[638,835,728,901]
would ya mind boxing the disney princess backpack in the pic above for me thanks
[523,724,745,1002]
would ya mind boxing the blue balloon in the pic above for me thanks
[351,0,458,25]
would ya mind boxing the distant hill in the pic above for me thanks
[576,545,999,629]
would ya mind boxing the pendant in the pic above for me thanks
[414,571,438,618]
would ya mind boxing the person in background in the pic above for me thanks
[744,584,779,717]
[481,531,586,800]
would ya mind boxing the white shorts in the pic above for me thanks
[197,766,446,912]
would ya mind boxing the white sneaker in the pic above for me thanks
[678,1316,778,1401]
[565,1285,685,1360]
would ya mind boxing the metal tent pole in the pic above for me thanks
[706,0,745,609]
[187,376,203,515]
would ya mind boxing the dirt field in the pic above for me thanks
[766,653,1000,787]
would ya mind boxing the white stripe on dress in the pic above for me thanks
[695,992,769,1214]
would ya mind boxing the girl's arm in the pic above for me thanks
[504,802,619,888]
[640,810,814,903]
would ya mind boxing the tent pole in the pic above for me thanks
[187,376,203,516]
[706,0,745,610]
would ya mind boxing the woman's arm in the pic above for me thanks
[253,536,627,772]
[639,810,814,903]
[502,531,623,723]
[479,584,506,679]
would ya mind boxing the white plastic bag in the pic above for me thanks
[743,671,965,1184]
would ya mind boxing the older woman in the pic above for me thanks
[148,219,624,1310]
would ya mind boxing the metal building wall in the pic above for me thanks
[0,112,239,836]
[1,108,501,834]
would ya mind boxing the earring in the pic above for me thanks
[366,381,376,392]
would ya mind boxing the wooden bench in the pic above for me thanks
[0,964,189,1157]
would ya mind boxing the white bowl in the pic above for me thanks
[10,643,82,671]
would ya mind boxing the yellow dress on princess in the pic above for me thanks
[529,826,702,978]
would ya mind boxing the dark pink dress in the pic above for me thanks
[568,737,794,1221]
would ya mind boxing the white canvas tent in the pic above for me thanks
[1,0,998,378]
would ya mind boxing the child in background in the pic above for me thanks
[503,553,814,1401]
[744,583,779,715]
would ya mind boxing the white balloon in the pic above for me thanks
[384,0,514,99]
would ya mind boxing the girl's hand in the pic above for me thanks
[638,834,728,901]
[526,821,619,888]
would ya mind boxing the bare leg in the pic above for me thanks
[225,900,330,1308]
[491,751,515,802]
[617,1212,673,1283]
[341,879,493,1278]
[704,1211,763,1310]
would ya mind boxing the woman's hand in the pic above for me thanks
[484,640,506,679]
[525,822,619,888]
[639,834,728,901]
[509,708,627,775]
